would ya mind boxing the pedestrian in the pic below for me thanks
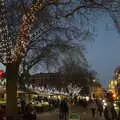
[23,103,36,120]
[59,99,69,120]
[96,100,103,117]
[117,108,120,120]
[111,104,117,120]
[107,101,117,120]
[0,105,6,120]
[90,100,97,117]
[104,105,112,120]
[20,98,26,114]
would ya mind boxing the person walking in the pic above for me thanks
[111,104,117,120]
[59,99,69,120]
[96,100,103,117]
[117,108,120,120]
[0,105,6,120]
[104,102,115,120]
[90,100,97,118]
[23,103,36,120]
[117,102,120,120]
[104,106,111,120]
[20,98,26,114]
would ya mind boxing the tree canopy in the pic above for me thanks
[0,0,92,85]
[1,0,120,117]
[0,0,120,85]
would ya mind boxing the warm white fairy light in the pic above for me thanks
[68,84,82,96]
[1,0,57,63]
[0,0,45,64]
[13,1,44,62]
[0,0,13,63]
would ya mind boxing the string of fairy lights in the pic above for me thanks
[0,0,58,64]
[0,0,13,63]
[13,0,44,62]
[0,0,46,63]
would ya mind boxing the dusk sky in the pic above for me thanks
[86,15,120,88]
[0,12,120,89]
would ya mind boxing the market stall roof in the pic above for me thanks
[17,90,26,94]
[38,92,52,97]
[0,87,38,94]
[17,88,38,94]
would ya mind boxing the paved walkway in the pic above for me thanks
[37,105,105,120]
[37,112,59,120]
[71,105,105,120]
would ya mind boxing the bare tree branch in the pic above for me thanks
[64,2,105,17]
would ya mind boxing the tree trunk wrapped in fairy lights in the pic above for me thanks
[0,1,18,118]
[0,0,44,119]
[0,0,60,119]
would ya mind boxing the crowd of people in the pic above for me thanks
[1,96,120,120]
[0,97,68,120]
[19,97,60,120]
[59,99,69,120]
[89,99,120,120]
[58,98,120,120]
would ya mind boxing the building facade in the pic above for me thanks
[30,73,63,89]
[108,79,117,97]
[114,67,120,97]
[108,66,120,98]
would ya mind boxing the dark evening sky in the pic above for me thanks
[0,10,120,89]
[86,16,120,88]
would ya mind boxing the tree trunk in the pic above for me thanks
[6,63,18,120]
[19,71,30,89]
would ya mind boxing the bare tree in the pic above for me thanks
[0,1,91,118]
[58,57,99,96]
[18,2,92,86]
[0,0,120,118]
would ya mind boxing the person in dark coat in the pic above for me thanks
[59,99,69,120]
[110,105,117,120]
[90,101,97,118]
[0,105,6,120]
[104,106,111,120]
[96,100,103,117]
[23,103,36,120]
[104,104,116,120]
[20,98,26,114]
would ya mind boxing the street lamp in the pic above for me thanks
[93,79,96,82]
[91,79,96,99]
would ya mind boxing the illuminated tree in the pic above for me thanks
[16,1,92,86]
[0,0,90,118]
[0,1,16,118]
[67,84,83,96]
[0,0,120,119]
[0,0,49,118]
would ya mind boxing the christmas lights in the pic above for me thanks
[0,0,13,63]
[0,0,45,63]
[13,1,44,62]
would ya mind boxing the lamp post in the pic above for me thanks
[93,79,96,82]
[90,79,96,99]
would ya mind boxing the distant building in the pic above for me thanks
[30,73,63,88]
[108,66,120,98]
[114,66,120,97]
[108,79,117,97]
